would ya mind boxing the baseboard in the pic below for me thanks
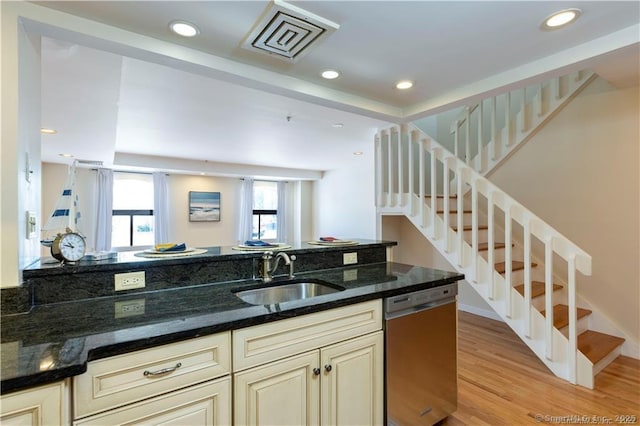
[458,303,503,322]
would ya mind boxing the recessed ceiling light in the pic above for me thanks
[353,151,364,156]
[169,20,199,37]
[40,128,57,134]
[321,70,340,80]
[332,123,344,128]
[396,80,414,90]
[541,8,581,30]
[59,153,74,158]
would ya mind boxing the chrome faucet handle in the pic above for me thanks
[288,254,297,279]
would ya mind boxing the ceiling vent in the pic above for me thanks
[242,0,339,62]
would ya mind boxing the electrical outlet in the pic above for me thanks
[114,271,145,291]
[343,252,358,265]
[114,299,146,318]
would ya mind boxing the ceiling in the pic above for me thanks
[35,1,640,177]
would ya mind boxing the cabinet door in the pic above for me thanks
[234,351,320,426]
[321,331,384,426]
[0,381,66,426]
[73,377,230,426]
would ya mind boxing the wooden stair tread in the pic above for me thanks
[451,225,489,231]
[494,260,537,274]
[541,304,592,329]
[477,242,511,251]
[578,330,625,364]
[514,281,562,298]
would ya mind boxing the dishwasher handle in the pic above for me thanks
[385,296,456,320]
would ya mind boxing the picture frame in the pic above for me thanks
[189,191,221,222]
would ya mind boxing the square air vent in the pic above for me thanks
[242,0,339,62]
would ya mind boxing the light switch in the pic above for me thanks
[26,211,37,238]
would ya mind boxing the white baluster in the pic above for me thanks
[487,191,495,300]
[465,107,471,165]
[408,129,415,215]
[419,139,425,228]
[386,130,392,207]
[443,156,451,253]
[471,180,478,283]
[430,145,438,238]
[545,236,554,360]
[568,254,577,384]
[375,133,381,207]
[520,87,526,133]
[554,76,561,100]
[505,92,511,147]
[396,126,403,207]
[453,123,460,160]
[537,82,543,117]
[524,217,532,338]
[477,102,484,172]
[456,168,464,267]
[504,204,512,318]
[491,97,497,161]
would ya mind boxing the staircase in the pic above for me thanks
[375,74,625,388]
[415,70,596,180]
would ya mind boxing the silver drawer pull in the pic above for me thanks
[143,362,182,377]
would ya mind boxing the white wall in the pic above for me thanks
[490,77,640,347]
[1,3,43,287]
[313,156,377,240]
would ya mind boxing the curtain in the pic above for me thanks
[94,168,113,251]
[153,172,170,244]
[238,178,254,243]
[276,181,287,242]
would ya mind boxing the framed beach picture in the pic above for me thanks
[189,191,221,222]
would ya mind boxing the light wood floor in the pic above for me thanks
[445,311,640,425]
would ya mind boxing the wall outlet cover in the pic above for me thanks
[114,271,146,291]
[343,252,358,265]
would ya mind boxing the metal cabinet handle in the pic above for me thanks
[313,367,321,376]
[324,364,332,372]
[143,362,182,377]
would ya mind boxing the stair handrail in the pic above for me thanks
[397,124,593,275]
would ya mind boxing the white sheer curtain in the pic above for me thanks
[276,181,287,242]
[238,178,254,243]
[94,168,113,251]
[153,172,170,244]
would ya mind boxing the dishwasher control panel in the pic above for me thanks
[385,282,458,315]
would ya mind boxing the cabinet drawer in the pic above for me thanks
[74,332,230,419]
[74,377,230,426]
[233,300,382,371]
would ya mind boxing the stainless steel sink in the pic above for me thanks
[234,279,344,305]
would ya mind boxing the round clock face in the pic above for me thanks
[52,232,86,262]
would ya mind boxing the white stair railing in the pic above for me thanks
[376,123,592,385]
[446,71,595,178]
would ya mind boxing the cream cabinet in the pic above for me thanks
[73,331,231,425]
[233,300,384,426]
[0,381,68,426]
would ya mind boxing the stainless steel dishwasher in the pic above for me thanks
[385,282,458,426]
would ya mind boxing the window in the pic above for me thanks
[252,181,278,240]
[112,173,154,247]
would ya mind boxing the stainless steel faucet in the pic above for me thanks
[260,251,296,282]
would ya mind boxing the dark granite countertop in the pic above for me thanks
[2,241,463,394]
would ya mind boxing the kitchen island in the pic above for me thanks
[1,240,463,424]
